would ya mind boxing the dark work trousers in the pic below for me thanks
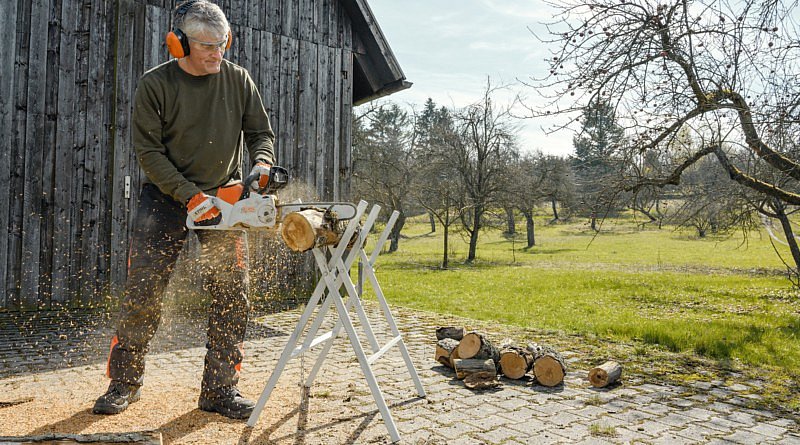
[106,183,251,395]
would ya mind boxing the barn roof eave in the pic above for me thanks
[341,0,409,104]
[353,80,412,106]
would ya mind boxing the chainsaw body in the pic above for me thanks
[186,166,356,230]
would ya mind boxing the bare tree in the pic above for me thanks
[444,80,520,262]
[352,103,417,252]
[531,0,800,276]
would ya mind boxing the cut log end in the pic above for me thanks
[533,356,565,387]
[499,350,530,380]
[457,332,482,359]
[280,209,346,252]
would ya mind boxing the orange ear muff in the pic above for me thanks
[226,29,233,50]
[166,28,190,58]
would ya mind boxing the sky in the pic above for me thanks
[366,0,574,156]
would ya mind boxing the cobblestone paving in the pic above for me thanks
[0,304,798,444]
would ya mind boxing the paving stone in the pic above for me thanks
[721,429,776,444]
[748,422,789,439]
[473,425,521,444]
[653,412,696,428]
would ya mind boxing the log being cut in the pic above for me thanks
[526,342,567,387]
[280,208,348,252]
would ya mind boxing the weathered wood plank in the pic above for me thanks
[38,0,63,309]
[280,0,297,39]
[297,40,317,188]
[109,0,137,296]
[298,0,314,42]
[314,45,329,199]
[332,46,342,200]
[265,0,281,35]
[20,0,50,310]
[278,35,298,171]
[0,0,18,309]
[339,48,353,200]
[52,0,80,307]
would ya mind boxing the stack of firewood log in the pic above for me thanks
[434,326,568,389]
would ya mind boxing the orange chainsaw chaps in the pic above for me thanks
[217,183,245,205]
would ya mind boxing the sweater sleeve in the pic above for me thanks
[132,77,201,203]
[241,71,275,166]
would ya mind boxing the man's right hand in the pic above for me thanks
[187,192,222,226]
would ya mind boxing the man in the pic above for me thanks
[93,0,274,419]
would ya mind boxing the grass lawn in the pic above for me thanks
[362,212,800,409]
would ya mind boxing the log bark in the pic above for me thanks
[453,358,496,380]
[458,332,500,368]
[498,345,534,379]
[448,343,461,369]
[435,338,460,368]
[435,326,465,341]
[588,361,622,388]
[280,208,347,252]
[464,371,501,390]
[527,342,567,387]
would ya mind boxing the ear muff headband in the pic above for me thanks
[165,0,232,58]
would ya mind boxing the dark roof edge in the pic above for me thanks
[353,80,413,106]
[342,0,409,104]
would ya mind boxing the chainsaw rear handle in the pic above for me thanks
[242,165,289,199]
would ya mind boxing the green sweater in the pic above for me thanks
[133,59,275,203]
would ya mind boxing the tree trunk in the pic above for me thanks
[467,206,483,262]
[773,199,800,275]
[443,222,449,269]
[524,211,535,248]
[388,212,406,253]
[551,197,559,221]
[280,209,348,252]
[429,212,436,233]
[505,207,516,234]
[590,211,598,232]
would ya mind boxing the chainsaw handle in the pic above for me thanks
[242,165,289,200]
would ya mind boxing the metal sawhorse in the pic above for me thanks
[247,201,426,443]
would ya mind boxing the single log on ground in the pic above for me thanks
[435,338,460,368]
[280,208,347,252]
[453,358,497,380]
[588,361,622,388]
[498,345,534,379]
[457,332,500,368]
[463,371,501,390]
[526,342,567,387]
[0,431,162,444]
[436,326,465,341]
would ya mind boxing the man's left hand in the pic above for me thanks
[249,161,271,190]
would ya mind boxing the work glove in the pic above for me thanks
[249,161,272,190]
[187,192,222,227]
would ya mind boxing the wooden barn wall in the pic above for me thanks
[0,0,356,311]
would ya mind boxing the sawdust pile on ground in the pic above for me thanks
[0,364,392,444]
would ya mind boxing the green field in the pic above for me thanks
[362,212,800,408]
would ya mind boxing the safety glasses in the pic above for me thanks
[188,36,228,53]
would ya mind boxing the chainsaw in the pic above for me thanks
[185,166,357,230]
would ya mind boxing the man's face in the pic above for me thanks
[183,30,227,76]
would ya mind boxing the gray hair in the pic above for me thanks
[176,1,229,40]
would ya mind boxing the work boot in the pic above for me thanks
[93,381,141,414]
[198,386,255,419]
